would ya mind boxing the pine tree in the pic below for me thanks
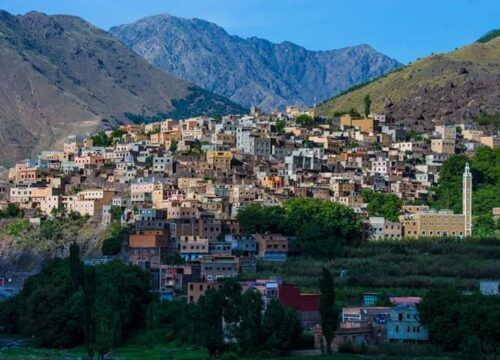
[364,94,372,117]
[319,267,340,353]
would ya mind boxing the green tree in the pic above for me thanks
[275,119,286,133]
[83,266,97,360]
[198,289,225,359]
[263,299,302,354]
[236,203,286,234]
[319,268,340,354]
[91,131,110,147]
[363,94,372,117]
[69,242,83,292]
[238,289,263,354]
[169,140,178,153]
[296,114,314,127]
[361,189,403,222]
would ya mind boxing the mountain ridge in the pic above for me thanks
[109,13,402,110]
[316,35,500,131]
[0,11,244,165]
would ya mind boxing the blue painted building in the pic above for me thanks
[387,304,429,343]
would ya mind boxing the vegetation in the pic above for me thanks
[90,128,126,147]
[0,246,152,359]
[257,237,500,302]
[295,114,314,127]
[319,268,341,354]
[363,94,372,117]
[418,286,500,356]
[274,119,286,133]
[361,190,403,222]
[237,198,361,257]
[430,147,500,236]
[125,87,247,123]
[101,222,128,256]
[473,111,500,129]
[477,29,500,43]
[0,203,23,218]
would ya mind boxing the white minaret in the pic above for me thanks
[463,163,472,237]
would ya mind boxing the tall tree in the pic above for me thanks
[363,94,372,117]
[238,289,263,354]
[83,266,97,360]
[69,241,83,292]
[198,289,225,359]
[263,299,302,354]
[319,268,340,354]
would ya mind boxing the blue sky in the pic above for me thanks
[1,0,499,63]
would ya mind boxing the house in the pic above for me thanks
[200,255,238,282]
[128,230,169,269]
[480,280,500,296]
[387,302,429,343]
[278,283,320,329]
[253,233,288,261]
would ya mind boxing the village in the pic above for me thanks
[1,105,499,353]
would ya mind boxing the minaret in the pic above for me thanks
[463,163,472,237]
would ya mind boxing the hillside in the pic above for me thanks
[316,35,500,130]
[0,11,244,166]
[109,14,401,111]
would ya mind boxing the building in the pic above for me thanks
[340,115,379,133]
[253,233,288,261]
[187,281,223,304]
[431,139,455,155]
[480,280,500,296]
[278,283,320,329]
[200,255,238,282]
[365,217,402,241]
[463,163,472,237]
[400,210,465,238]
[387,302,428,343]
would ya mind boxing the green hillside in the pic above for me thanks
[316,35,500,130]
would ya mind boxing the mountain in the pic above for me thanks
[109,14,401,111]
[316,33,500,131]
[0,11,244,166]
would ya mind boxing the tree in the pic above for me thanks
[169,140,178,153]
[198,289,225,358]
[83,266,97,360]
[275,119,286,133]
[363,94,372,117]
[318,268,340,354]
[219,279,242,341]
[238,289,263,354]
[263,300,302,354]
[283,198,361,256]
[236,203,286,234]
[361,189,402,222]
[296,114,314,127]
[69,242,83,292]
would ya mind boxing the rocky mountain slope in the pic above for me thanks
[0,11,244,166]
[316,33,500,131]
[109,14,401,111]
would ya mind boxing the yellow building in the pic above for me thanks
[340,115,378,133]
[431,139,455,154]
[480,136,500,149]
[402,164,472,238]
[401,210,465,238]
[206,151,233,170]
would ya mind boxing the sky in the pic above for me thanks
[1,0,499,63]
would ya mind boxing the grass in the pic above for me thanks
[0,345,449,360]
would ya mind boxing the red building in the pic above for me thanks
[278,283,320,329]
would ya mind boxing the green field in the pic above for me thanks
[256,238,500,304]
